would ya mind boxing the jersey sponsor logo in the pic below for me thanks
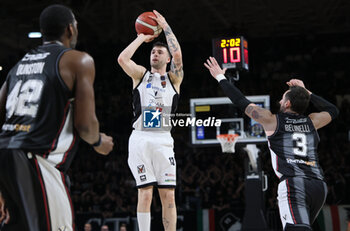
[2,123,31,132]
[284,124,310,133]
[165,179,176,182]
[16,62,45,75]
[285,117,307,124]
[146,85,166,93]
[148,99,164,107]
[137,165,145,174]
[286,158,316,167]
[21,52,50,61]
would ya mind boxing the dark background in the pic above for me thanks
[1,0,349,230]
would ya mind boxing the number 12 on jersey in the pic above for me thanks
[292,133,307,157]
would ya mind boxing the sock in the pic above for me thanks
[137,212,151,231]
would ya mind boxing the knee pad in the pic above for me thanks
[285,223,312,231]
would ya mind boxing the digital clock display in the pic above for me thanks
[212,36,249,71]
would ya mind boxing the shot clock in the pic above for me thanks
[212,36,249,71]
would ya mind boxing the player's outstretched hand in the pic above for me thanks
[204,57,227,79]
[138,33,158,43]
[94,133,114,155]
[0,192,10,226]
[150,10,168,29]
[286,79,311,94]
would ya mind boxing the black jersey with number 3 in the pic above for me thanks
[267,112,324,181]
[0,43,79,172]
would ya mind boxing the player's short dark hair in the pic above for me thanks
[285,86,310,114]
[40,4,75,41]
[152,41,171,57]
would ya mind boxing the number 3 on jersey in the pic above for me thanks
[6,79,44,118]
[292,133,307,157]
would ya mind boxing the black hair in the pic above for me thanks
[40,4,74,41]
[152,41,171,57]
[285,86,310,114]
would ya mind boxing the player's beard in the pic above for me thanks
[279,104,286,113]
[151,61,165,70]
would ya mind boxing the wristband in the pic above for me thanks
[92,134,102,147]
[215,74,227,82]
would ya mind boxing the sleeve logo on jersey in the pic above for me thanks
[143,108,162,128]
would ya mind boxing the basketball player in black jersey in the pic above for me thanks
[204,57,339,231]
[118,10,183,231]
[0,5,114,231]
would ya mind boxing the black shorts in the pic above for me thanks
[277,177,327,230]
[0,149,74,231]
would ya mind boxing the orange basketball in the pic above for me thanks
[135,12,162,35]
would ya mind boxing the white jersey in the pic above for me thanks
[132,71,179,131]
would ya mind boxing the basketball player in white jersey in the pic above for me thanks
[205,57,339,231]
[118,10,183,231]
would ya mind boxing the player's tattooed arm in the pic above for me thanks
[170,59,184,79]
[245,104,277,133]
[164,26,180,54]
[163,24,183,80]
[152,10,183,81]
[245,105,263,120]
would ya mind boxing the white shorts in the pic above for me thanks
[128,130,176,188]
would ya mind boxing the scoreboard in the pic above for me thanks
[212,36,249,71]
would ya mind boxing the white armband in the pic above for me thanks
[215,74,227,82]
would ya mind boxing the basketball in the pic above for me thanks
[135,12,162,35]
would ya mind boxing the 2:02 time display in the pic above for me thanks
[220,38,241,48]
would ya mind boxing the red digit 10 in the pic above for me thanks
[222,47,241,63]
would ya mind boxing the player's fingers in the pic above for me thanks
[212,57,219,66]
[207,59,213,67]
[223,68,227,73]
[204,63,210,69]
[153,10,162,18]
